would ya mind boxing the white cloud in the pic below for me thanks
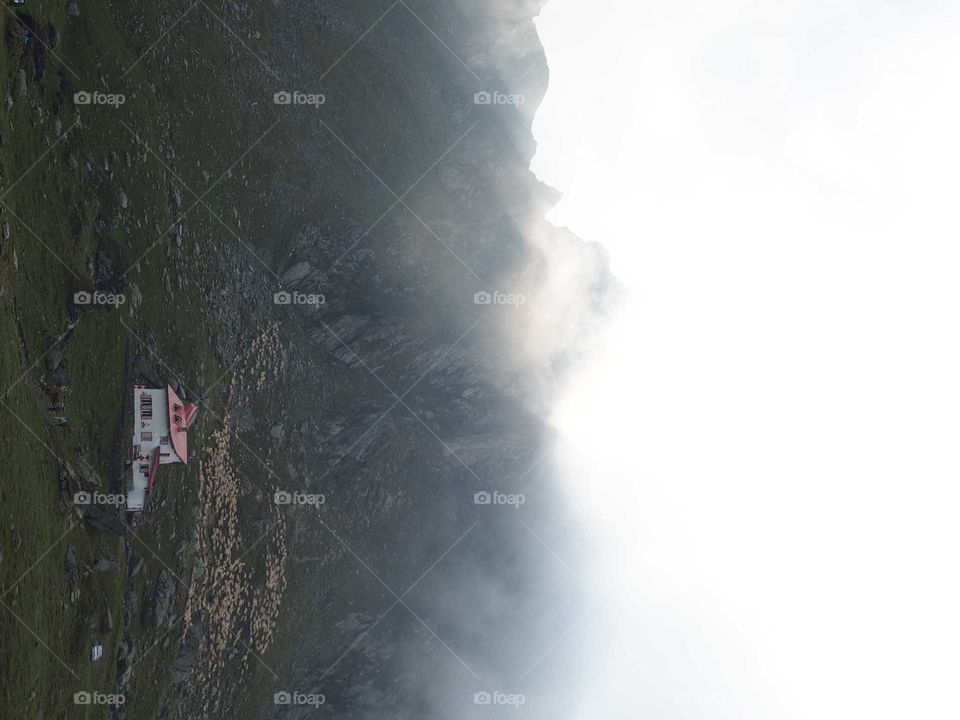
[533,1,960,718]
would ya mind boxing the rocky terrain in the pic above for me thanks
[0,1,608,718]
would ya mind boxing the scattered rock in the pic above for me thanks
[91,248,114,285]
[152,569,179,630]
[281,260,312,285]
[77,505,126,535]
[172,625,200,682]
[46,348,64,372]
[93,557,117,572]
[65,544,80,603]
[67,0,80,17]
[74,451,102,488]
[128,282,142,316]
[124,588,138,616]
[64,544,78,574]
[118,636,135,666]
[57,464,76,509]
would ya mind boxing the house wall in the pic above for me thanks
[127,387,176,511]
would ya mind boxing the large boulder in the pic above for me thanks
[78,505,126,536]
[281,260,312,285]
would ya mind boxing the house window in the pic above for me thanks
[141,432,153,442]
[160,435,170,445]
[140,393,153,420]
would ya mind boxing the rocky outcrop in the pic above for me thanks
[222,2,598,718]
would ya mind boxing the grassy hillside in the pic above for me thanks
[0,1,574,718]
[0,1,280,716]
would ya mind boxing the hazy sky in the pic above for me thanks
[531,1,960,718]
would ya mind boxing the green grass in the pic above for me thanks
[0,0,423,714]
[0,1,241,716]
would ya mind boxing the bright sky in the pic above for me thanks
[531,1,960,718]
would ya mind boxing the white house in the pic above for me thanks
[127,384,198,512]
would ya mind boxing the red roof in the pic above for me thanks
[167,385,198,464]
[146,446,161,492]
